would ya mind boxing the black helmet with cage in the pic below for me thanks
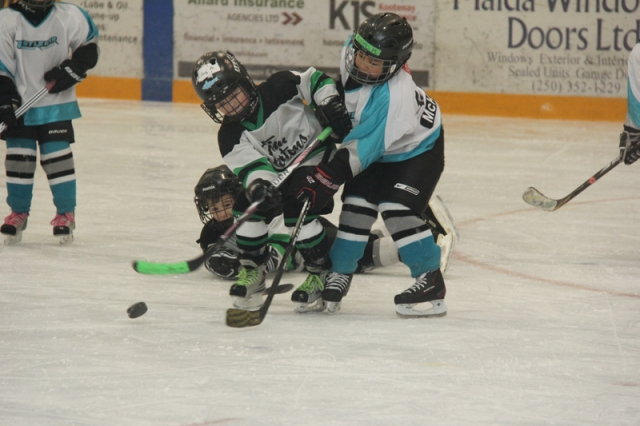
[19,0,56,8]
[194,165,243,226]
[191,51,259,124]
[345,13,414,85]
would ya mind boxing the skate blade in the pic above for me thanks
[325,301,342,313]
[3,232,22,245]
[395,300,447,318]
[56,233,74,245]
[232,293,264,310]
[294,299,326,313]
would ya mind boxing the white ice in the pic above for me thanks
[1,99,639,426]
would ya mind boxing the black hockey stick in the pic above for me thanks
[132,127,333,275]
[0,81,56,134]
[522,155,622,212]
[226,198,311,328]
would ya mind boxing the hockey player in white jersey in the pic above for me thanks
[192,51,353,310]
[193,164,402,284]
[0,0,99,244]
[291,13,450,318]
[620,42,640,165]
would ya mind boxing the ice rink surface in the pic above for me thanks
[1,99,639,426]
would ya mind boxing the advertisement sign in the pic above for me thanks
[436,0,637,97]
[174,0,435,88]
[68,0,143,78]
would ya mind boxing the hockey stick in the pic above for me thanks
[226,197,311,328]
[0,81,56,134]
[132,127,333,275]
[522,155,622,212]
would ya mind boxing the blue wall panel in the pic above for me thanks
[142,0,173,101]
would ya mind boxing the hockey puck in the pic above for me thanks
[127,302,148,319]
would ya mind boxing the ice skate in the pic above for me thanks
[51,212,75,245]
[291,273,326,313]
[428,195,459,273]
[394,268,447,318]
[1,212,29,245]
[322,272,353,313]
[229,264,267,310]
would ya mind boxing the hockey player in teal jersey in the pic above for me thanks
[0,0,99,244]
[620,42,640,165]
[192,51,353,311]
[291,13,450,318]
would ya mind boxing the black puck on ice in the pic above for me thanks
[127,302,148,319]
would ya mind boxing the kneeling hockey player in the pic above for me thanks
[191,51,352,310]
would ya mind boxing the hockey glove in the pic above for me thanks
[0,95,21,130]
[246,178,282,209]
[295,162,344,210]
[44,60,87,94]
[620,129,640,165]
[205,247,241,279]
[315,95,352,139]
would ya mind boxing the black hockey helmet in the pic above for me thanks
[20,0,56,8]
[345,13,414,85]
[194,165,243,225]
[192,51,259,124]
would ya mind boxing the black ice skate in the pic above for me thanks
[291,273,326,313]
[322,272,353,313]
[2,212,29,245]
[229,264,267,310]
[394,268,447,318]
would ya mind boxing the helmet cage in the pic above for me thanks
[20,0,56,8]
[194,167,243,226]
[201,79,259,124]
[345,40,399,85]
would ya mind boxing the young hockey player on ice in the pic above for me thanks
[191,51,353,310]
[0,0,99,245]
[619,42,640,165]
[291,13,452,318]
[193,164,399,286]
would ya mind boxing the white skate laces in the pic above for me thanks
[394,269,447,318]
[322,272,353,313]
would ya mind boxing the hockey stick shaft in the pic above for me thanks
[523,154,622,211]
[133,127,333,275]
[0,81,56,133]
[226,198,311,328]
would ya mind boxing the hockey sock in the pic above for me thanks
[380,202,441,277]
[40,141,76,213]
[5,138,37,213]
[329,197,378,274]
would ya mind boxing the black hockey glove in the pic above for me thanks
[315,95,352,139]
[620,129,640,165]
[246,178,282,209]
[295,162,344,210]
[0,95,21,130]
[205,247,241,279]
[44,60,87,94]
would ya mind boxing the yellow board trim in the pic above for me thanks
[77,76,141,100]
[78,78,626,122]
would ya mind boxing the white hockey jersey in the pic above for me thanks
[217,68,339,188]
[337,36,442,177]
[626,42,640,130]
[0,3,99,125]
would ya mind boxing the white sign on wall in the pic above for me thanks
[174,0,436,88]
[436,0,637,97]
[67,0,143,78]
